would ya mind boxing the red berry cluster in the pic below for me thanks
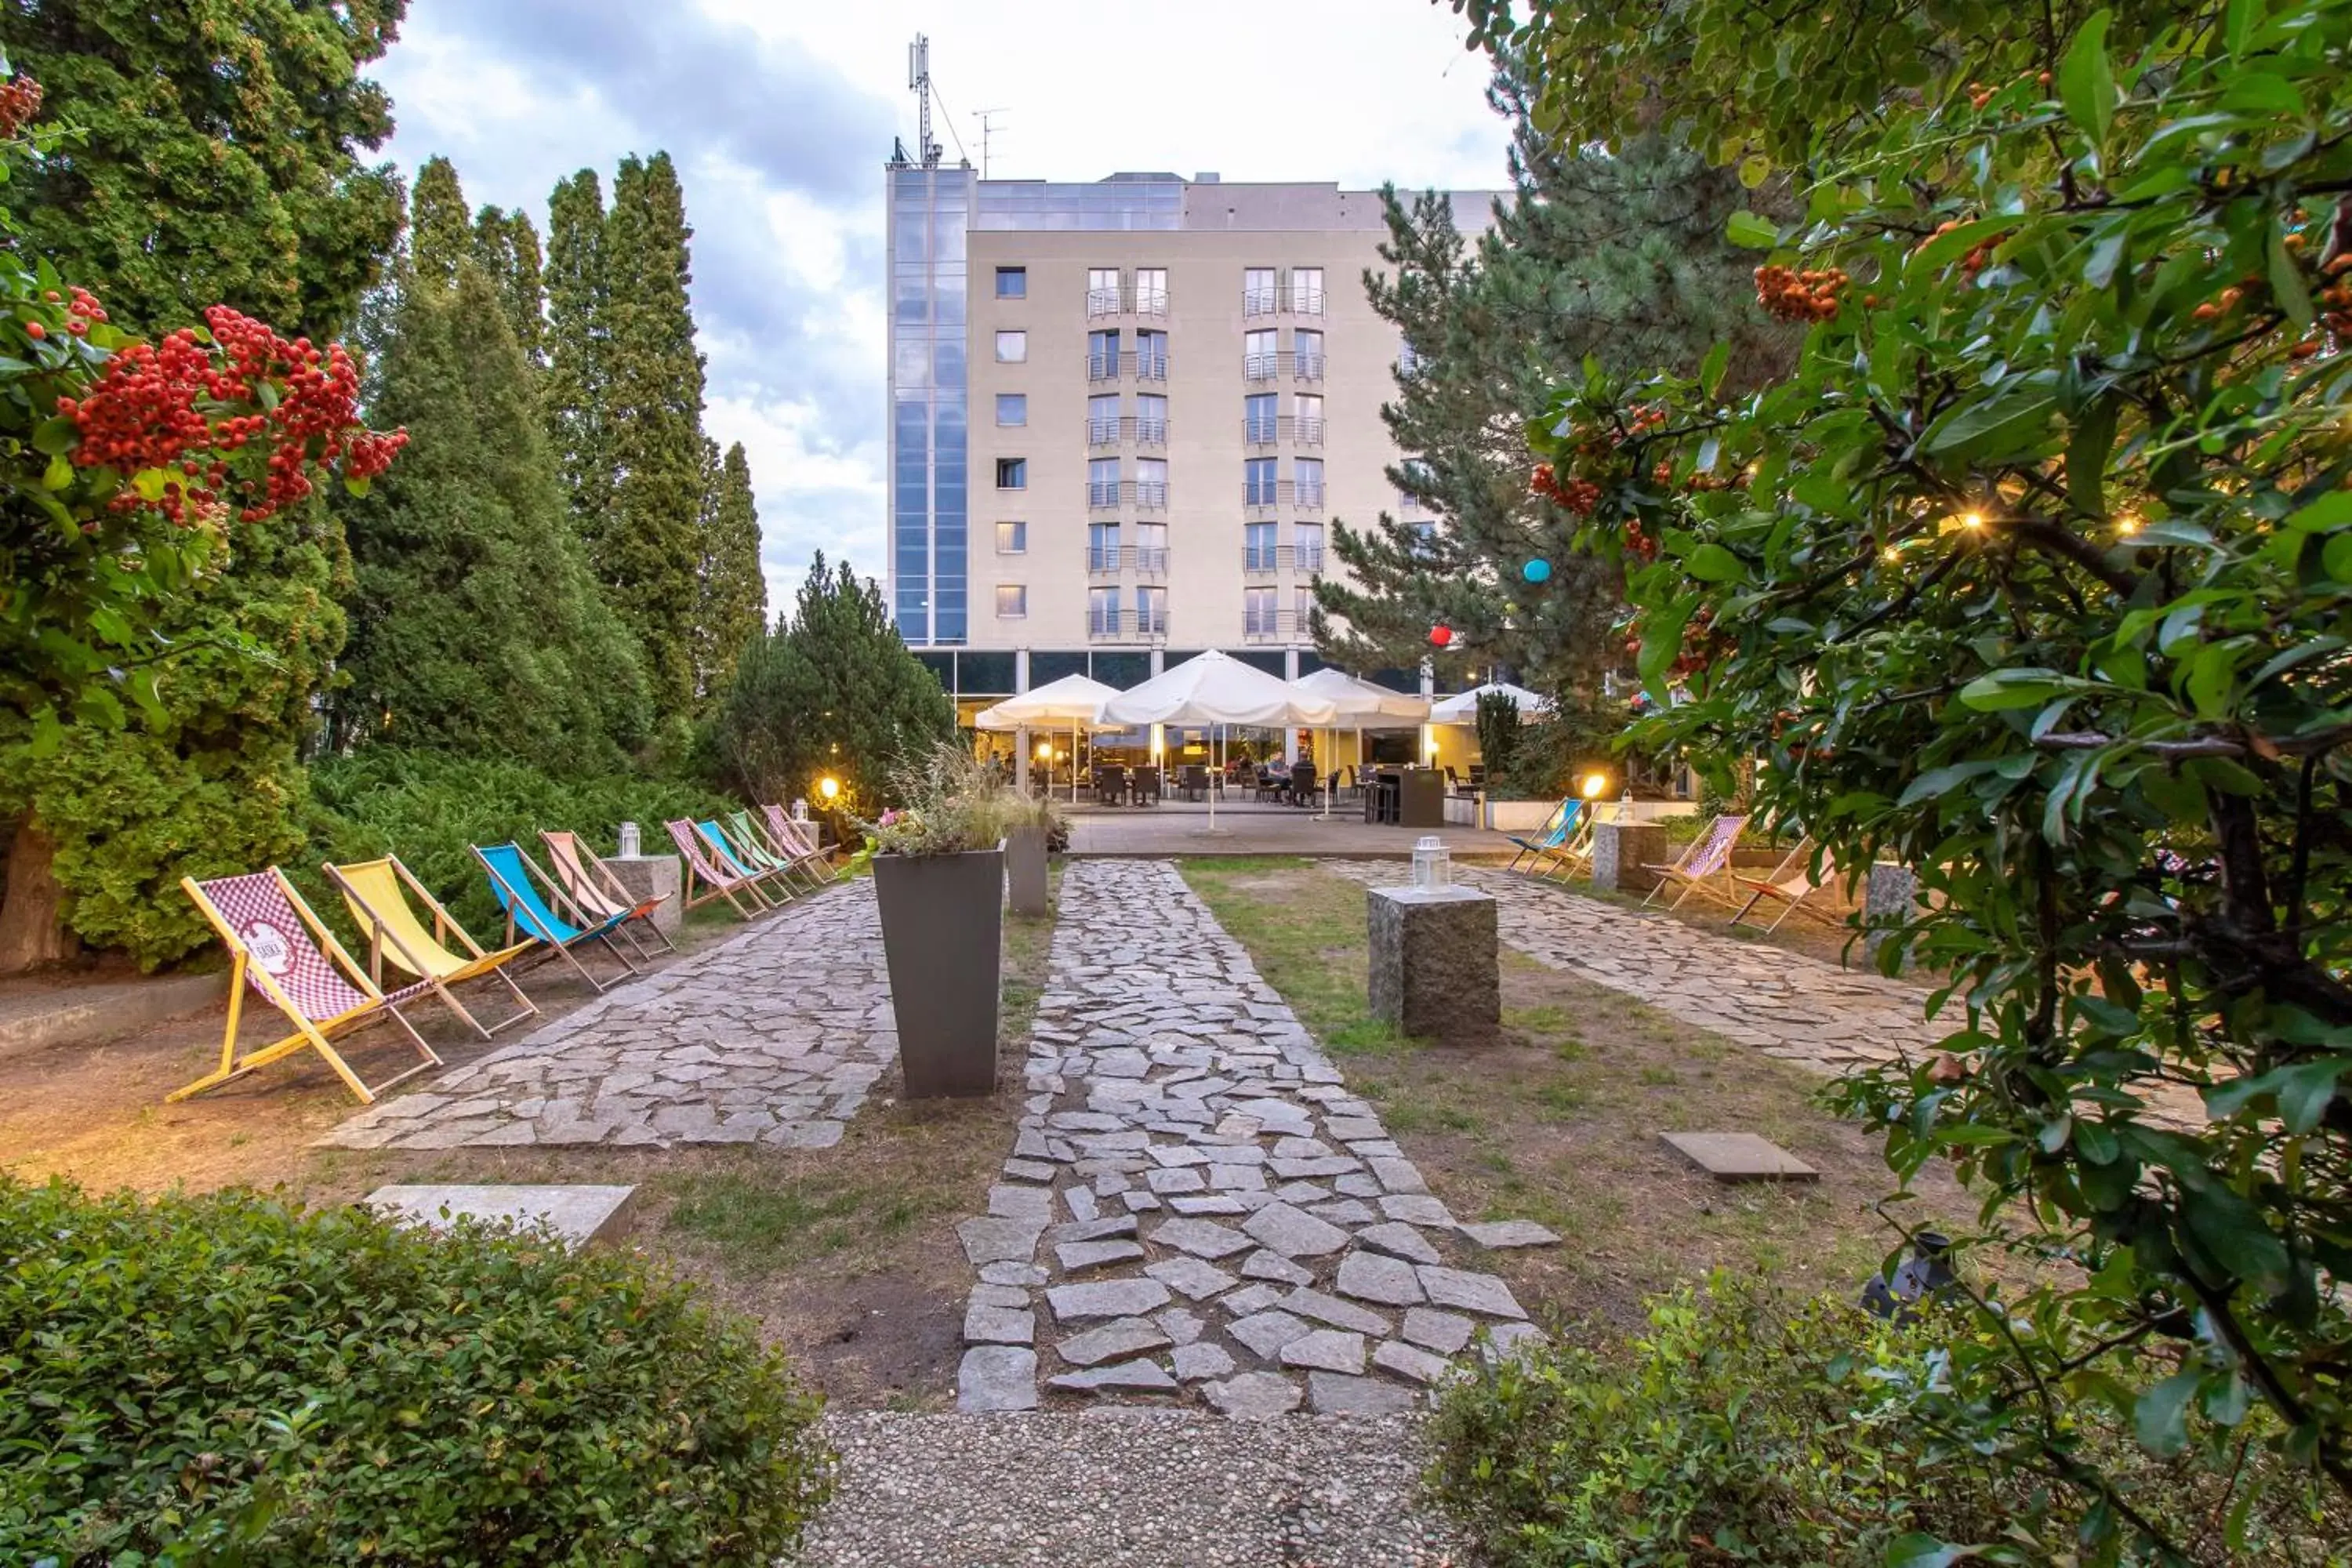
[0,75,42,139]
[1755,264,1848,321]
[1530,463,1602,516]
[58,300,408,526]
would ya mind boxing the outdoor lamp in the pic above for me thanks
[1580,771,1607,800]
[1035,739,1051,760]
[818,775,840,801]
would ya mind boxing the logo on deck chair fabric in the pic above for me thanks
[241,919,295,975]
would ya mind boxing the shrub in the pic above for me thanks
[0,1176,832,1565]
[1428,1275,2347,1566]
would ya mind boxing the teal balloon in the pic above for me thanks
[1522,557,1553,583]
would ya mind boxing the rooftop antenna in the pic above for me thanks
[974,108,1007,179]
[908,34,942,169]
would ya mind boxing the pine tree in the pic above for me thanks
[544,169,612,548]
[335,258,651,770]
[472,205,546,365]
[698,441,768,701]
[1314,70,1794,693]
[407,156,471,291]
[600,151,708,717]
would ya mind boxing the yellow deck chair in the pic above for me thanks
[326,855,540,1039]
[173,868,441,1105]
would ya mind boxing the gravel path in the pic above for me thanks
[799,1409,1475,1567]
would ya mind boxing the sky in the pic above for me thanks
[370,0,1515,611]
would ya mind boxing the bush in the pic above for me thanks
[0,1176,832,1565]
[301,748,736,943]
[1428,1275,2347,1566]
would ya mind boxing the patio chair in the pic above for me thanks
[1640,813,1750,912]
[171,867,442,1105]
[325,855,541,1039]
[539,828,677,957]
[1180,764,1208,802]
[471,840,640,993]
[696,818,799,905]
[1287,764,1318,807]
[1504,798,1588,877]
[759,803,840,885]
[1131,764,1162,805]
[665,818,775,919]
[723,808,822,895]
[1730,837,1847,934]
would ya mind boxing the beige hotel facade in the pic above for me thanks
[886,162,1498,726]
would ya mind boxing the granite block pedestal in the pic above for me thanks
[605,853,684,937]
[1367,884,1499,1043]
[1588,821,1668,893]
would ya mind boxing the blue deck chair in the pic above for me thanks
[697,818,797,905]
[471,840,641,992]
[1504,798,1588,877]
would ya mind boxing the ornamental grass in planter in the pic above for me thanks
[863,743,1020,1098]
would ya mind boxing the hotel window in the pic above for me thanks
[1135,329,1167,379]
[1294,392,1324,445]
[1087,267,1120,316]
[1135,457,1167,506]
[1244,392,1277,443]
[1243,266,1276,315]
[1244,521,1277,572]
[1088,585,1121,633]
[1087,456,1121,507]
[1245,456,1279,506]
[994,329,1026,363]
[995,392,1027,426]
[1243,328,1278,380]
[1290,267,1325,315]
[1134,267,1168,314]
[1293,328,1323,379]
[996,521,1027,554]
[1087,392,1120,444]
[1134,521,1167,572]
[1135,393,1168,443]
[995,266,1027,299]
[1294,585,1315,625]
[1244,585,1279,636]
[1088,521,1121,572]
[996,457,1027,490]
[1293,521,1325,572]
[1087,328,1120,379]
[996,584,1027,618]
[1293,456,1325,509]
[1135,585,1167,633]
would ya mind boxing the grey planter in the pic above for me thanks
[1004,825,1049,916]
[871,848,1003,1098]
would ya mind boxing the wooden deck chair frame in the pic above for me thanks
[1504,798,1581,875]
[666,818,776,919]
[1641,813,1750,912]
[472,840,641,994]
[761,804,839,884]
[539,828,677,957]
[697,817,800,905]
[721,807,812,894]
[1730,837,1847,934]
[173,868,441,1105]
[325,855,541,1040]
[733,807,830,894]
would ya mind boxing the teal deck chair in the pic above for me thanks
[1504,798,1588,877]
[696,819,797,905]
[471,840,640,993]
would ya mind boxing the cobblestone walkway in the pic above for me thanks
[955,858,1555,1418]
[1333,861,1946,1075]
[319,882,891,1151]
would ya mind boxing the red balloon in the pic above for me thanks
[1428,625,1454,648]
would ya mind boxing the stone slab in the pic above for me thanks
[365,1184,637,1249]
[957,1345,1038,1412]
[1660,1131,1820,1183]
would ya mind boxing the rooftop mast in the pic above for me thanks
[908,34,942,169]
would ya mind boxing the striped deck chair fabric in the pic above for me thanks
[665,818,773,919]
[762,804,838,882]
[1730,838,1846,934]
[698,818,796,902]
[727,808,826,893]
[474,841,638,992]
[539,829,675,954]
[1642,814,1749,911]
[328,856,540,1038]
[173,868,439,1105]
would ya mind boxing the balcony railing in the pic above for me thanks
[1133,546,1169,577]
[1087,353,1119,382]
[1243,544,1327,575]
[1294,350,1326,381]
[1087,546,1122,575]
[1087,481,1121,508]
[1086,417,1120,446]
[1134,416,1168,445]
[1244,482,1281,509]
[1134,480,1168,509]
[1243,350,1279,381]
[1086,348,1171,381]
[1087,608,1169,643]
[1241,608,1305,644]
[1134,287,1169,318]
[1295,545,1326,573]
[1085,286,1121,318]
[1243,416,1279,445]
[1089,285,1169,318]
[1294,483,1326,510]
[1134,350,1168,382]
[1295,415,1325,446]
[1087,416,1170,445]
[1290,288,1326,317]
[1087,545,1171,576]
[1243,285,1279,317]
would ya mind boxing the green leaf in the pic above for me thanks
[42,452,71,491]
[2269,218,2314,330]
[1899,760,1994,805]
[2221,71,2305,118]
[2060,9,2116,145]
[31,414,78,455]
[2276,1058,2349,1135]
[1684,543,1745,583]
[2135,1367,2201,1457]
[2185,643,2234,719]
[2285,491,2352,532]
[1725,210,1780,250]
[1921,392,2060,460]
[1886,1534,1974,1568]
[1699,340,1730,399]
[2064,397,2118,523]
[1958,669,2073,710]
[2322,532,2352,586]
[131,468,169,503]
[343,473,372,499]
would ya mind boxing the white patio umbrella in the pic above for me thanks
[1428,681,1552,724]
[1290,668,1430,818]
[974,673,1120,803]
[1099,651,1338,833]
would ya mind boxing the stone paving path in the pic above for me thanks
[320,882,891,1151]
[1333,862,1946,1075]
[955,858,1555,1418]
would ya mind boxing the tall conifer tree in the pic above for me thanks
[698,441,768,699]
[544,170,612,547]
[600,151,707,715]
[472,205,546,365]
[407,155,470,290]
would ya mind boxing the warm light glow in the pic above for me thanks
[1421,724,1439,757]
[2115,514,2143,537]
[1035,740,1052,760]
[1580,771,1608,800]
[1960,511,1985,529]
[817,776,840,801]
[1881,546,1900,563]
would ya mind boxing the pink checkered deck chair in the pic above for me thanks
[664,817,775,920]
[759,803,839,885]
[174,867,441,1105]
[1642,813,1750,912]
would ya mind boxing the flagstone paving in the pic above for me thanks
[1332,861,1947,1074]
[954,858,1555,1417]
[318,881,891,1152]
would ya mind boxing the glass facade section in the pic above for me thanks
[972,180,1184,231]
[886,165,975,644]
